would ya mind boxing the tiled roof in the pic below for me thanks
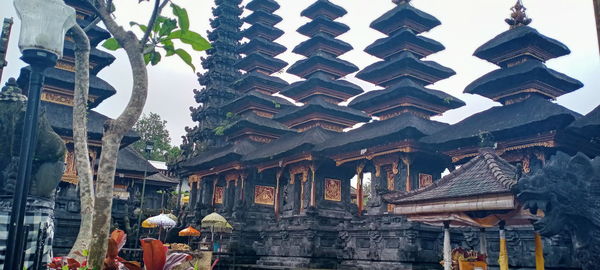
[383,148,517,204]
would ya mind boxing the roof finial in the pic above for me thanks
[505,0,532,29]
[393,0,411,5]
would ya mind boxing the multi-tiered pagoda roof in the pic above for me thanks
[273,0,369,134]
[181,0,294,173]
[320,1,463,164]
[184,0,244,154]
[423,2,585,160]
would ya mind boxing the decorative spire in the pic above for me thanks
[0,77,26,102]
[505,0,532,29]
[393,0,411,4]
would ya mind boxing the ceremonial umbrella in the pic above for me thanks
[201,212,228,244]
[146,213,177,241]
[179,226,201,247]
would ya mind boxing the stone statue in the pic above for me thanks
[513,152,600,270]
[0,78,66,198]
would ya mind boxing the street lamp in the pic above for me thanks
[5,0,75,269]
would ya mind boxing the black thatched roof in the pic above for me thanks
[243,126,337,163]
[348,78,464,112]
[356,51,455,87]
[370,3,441,35]
[383,148,516,204]
[281,73,363,103]
[474,26,570,65]
[224,113,295,137]
[246,0,280,13]
[115,146,159,175]
[42,102,139,147]
[365,28,444,59]
[243,9,283,26]
[239,37,287,57]
[235,52,288,73]
[464,60,583,99]
[287,53,359,79]
[181,139,260,170]
[222,90,294,113]
[421,96,581,149]
[315,113,449,154]
[274,97,371,124]
[231,71,289,94]
[243,22,284,42]
[18,67,116,109]
[568,105,600,138]
[146,172,180,186]
[297,16,350,38]
[301,0,347,20]
[293,33,353,57]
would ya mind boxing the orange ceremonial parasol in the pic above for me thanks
[179,226,201,237]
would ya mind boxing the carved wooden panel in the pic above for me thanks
[324,178,342,202]
[214,186,224,204]
[254,185,275,205]
[418,173,433,188]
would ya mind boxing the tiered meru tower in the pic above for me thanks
[422,1,594,172]
[180,0,295,220]
[184,0,244,156]
[276,0,369,132]
[317,0,465,214]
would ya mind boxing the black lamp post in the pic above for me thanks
[135,141,154,247]
[5,0,75,269]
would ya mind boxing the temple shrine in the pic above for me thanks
[175,0,600,269]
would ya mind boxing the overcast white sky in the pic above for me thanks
[1,0,599,146]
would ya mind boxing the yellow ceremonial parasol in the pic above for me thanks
[201,212,227,228]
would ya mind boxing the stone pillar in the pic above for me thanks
[443,222,452,270]
[274,169,282,219]
[356,162,365,216]
[309,163,316,208]
[401,155,412,191]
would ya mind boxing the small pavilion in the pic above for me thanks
[384,148,541,270]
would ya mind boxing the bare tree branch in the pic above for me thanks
[140,0,161,47]
[68,24,95,262]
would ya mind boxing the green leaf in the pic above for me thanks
[159,19,177,37]
[154,16,168,33]
[174,49,195,71]
[161,39,176,56]
[171,3,189,32]
[102,38,121,51]
[144,53,152,65]
[168,30,211,51]
[129,21,148,33]
[150,51,162,66]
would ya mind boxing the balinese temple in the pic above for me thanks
[182,0,244,156]
[422,1,600,172]
[11,0,178,256]
[171,0,592,269]
[315,0,465,215]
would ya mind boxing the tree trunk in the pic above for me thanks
[69,24,95,261]
[87,3,149,268]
